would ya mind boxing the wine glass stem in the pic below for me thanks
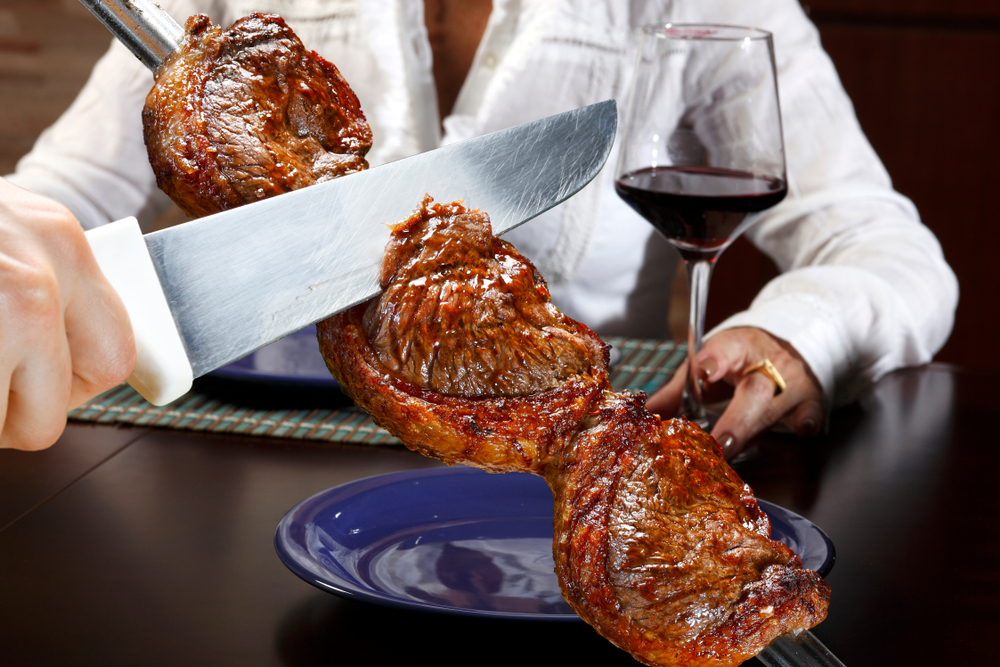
[683,258,715,426]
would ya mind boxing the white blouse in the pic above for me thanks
[7,0,958,408]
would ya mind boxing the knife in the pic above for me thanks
[83,101,618,406]
[74,0,617,406]
[76,0,617,406]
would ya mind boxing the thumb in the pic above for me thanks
[645,360,687,418]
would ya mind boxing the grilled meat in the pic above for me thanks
[548,393,830,667]
[317,201,830,666]
[319,197,609,473]
[142,13,371,218]
[139,13,829,662]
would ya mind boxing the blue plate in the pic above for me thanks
[274,467,835,621]
[209,324,338,388]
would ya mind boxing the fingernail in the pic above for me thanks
[700,357,718,382]
[796,418,820,439]
[718,433,734,451]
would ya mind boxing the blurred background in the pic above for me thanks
[1,0,997,372]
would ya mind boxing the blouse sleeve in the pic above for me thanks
[4,0,225,230]
[711,1,958,408]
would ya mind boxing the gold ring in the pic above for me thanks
[743,359,786,397]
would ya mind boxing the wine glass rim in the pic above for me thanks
[643,23,773,42]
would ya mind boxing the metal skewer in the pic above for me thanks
[758,629,847,667]
[78,0,183,71]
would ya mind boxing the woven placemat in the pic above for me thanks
[69,337,685,444]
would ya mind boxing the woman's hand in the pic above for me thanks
[0,178,136,450]
[646,327,825,460]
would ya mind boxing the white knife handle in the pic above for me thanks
[85,217,193,405]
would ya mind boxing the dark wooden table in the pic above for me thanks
[1,364,996,666]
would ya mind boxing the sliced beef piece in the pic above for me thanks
[548,392,831,667]
[318,196,609,473]
[142,13,371,218]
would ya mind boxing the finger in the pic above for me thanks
[693,348,729,385]
[789,399,824,439]
[0,245,72,449]
[0,363,10,447]
[711,369,812,460]
[695,335,755,387]
[0,184,131,448]
[710,370,779,458]
[63,256,136,409]
[0,330,74,451]
[645,360,687,418]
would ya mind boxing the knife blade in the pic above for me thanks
[84,100,618,406]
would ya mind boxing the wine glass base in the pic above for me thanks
[679,413,712,430]
[678,397,727,432]
[680,390,711,430]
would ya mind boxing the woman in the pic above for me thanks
[0,0,957,455]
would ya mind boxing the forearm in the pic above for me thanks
[5,35,169,230]
[717,199,957,407]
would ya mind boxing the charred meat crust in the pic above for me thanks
[319,304,606,472]
[318,197,829,666]
[549,394,831,667]
[142,13,372,218]
[363,197,607,397]
[318,197,610,473]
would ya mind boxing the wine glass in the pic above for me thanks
[616,24,787,427]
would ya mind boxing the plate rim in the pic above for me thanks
[274,466,835,621]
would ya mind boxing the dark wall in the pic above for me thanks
[710,0,1000,373]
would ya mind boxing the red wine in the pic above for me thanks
[615,166,786,259]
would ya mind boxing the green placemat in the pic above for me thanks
[69,337,685,444]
